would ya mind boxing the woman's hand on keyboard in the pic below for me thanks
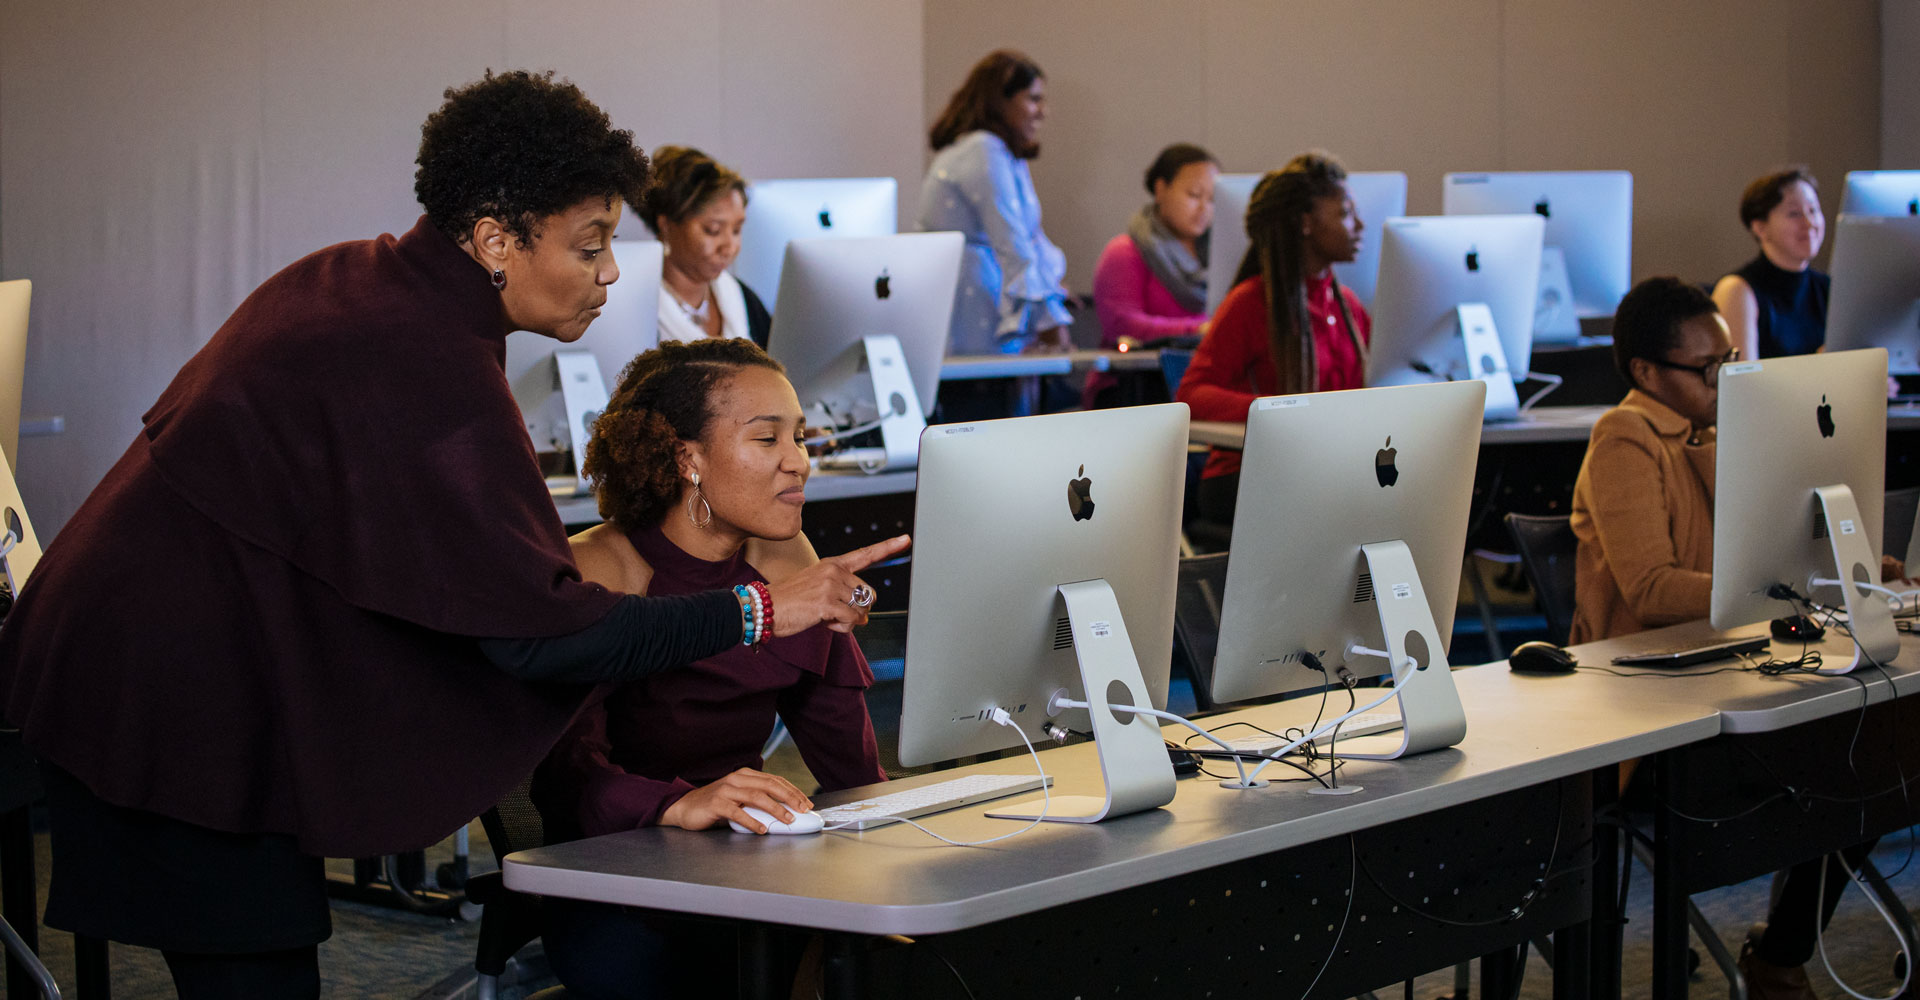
[662,768,814,834]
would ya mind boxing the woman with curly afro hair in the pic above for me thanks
[0,69,905,997]
[531,337,891,996]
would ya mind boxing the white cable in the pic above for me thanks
[1517,371,1564,414]
[1815,852,1912,1000]
[1239,669,1414,784]
[804,415,890,446]
[822,709,1050,846]
[0,530,18,562]
[1048,697,1255,787]
[1810,577,1920,614]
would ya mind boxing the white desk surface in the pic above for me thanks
[552,469,916,525]
[1890,404,1920,432]
[503,651,1716,934]
[939,349,1160,381]
[1191,404,1608,451]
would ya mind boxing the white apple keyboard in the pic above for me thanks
[817,773,1051,831]
[1221,712,1403,753]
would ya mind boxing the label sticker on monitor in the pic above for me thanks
[1720,362,1764,377]
[1391,582,1414,600]
[1090,620,1114,638]
[1840,519,1857,535]
[1256,396,1310,410]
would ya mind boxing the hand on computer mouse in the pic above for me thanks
[660,768,814,833]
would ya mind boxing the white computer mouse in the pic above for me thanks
[729,806,825,835]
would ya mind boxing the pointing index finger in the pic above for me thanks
[829,534,911,572]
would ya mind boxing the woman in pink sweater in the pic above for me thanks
[1085,143,1218,406]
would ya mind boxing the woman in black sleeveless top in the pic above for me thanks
[1711,169,1828,357]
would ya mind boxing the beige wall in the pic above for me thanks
[1886,0,1920,167]
[924,0,1881,297]
[0,0,925,538]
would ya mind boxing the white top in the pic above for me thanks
[656,267,752,344]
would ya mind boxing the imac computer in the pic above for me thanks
[0,279,29,471]
[1365,214,1546,421]
[1209,380,1484,760]
[1443,171,1632,328]
[1711,349,1897,674]
[898,404,1188,822]
[732,177,898,300]
[503,239,663,493]
[1825,215,1920,380]
[766,232,963,469]
[1205,171,1407,316]
[1841,171,1920,217]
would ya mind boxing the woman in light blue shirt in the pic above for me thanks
[918,49,1073,356]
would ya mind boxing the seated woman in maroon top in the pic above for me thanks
[1175,151,1370,525]
[534,338,890,998]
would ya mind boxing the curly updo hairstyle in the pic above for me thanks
[415,69,650,247]
[640,146,750,237]
[585,339,787,528]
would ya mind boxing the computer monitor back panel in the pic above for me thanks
[767,232,963,422]
[503,239,663,447]
[0,280,28,470]
[1443,171,1631,318]
[1841,171,1920,217]
[1206,171,1406,315]
[897,404,1188,766]
[1711,348,1888,630]
[1826,215,1920,374]
[1210,380,1484,705]
[733,178,898,300]
[1366,215,1545,389]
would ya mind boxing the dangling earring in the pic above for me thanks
[490,269,507,290]
[686,472,712,528]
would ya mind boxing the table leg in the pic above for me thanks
[1651,753,1690,1000]
[1587,765,1621,1000]
[74,933,109,1000]
[823,932,867,1000]
[736,923,779,1000]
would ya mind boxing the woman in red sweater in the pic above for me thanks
[1175,151,1370,524]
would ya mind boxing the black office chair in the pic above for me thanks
[1170,552,1231,713]
[1503,513,1579,647]
[1885,487,1919,561]
[470,774,561,1000]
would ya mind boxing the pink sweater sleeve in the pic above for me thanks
[1092,236,1204,346]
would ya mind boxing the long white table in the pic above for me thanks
[1192,405,1609,451]
[938,348,1161,381]
[553,468,917,526]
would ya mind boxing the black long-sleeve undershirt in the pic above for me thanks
[478,590,741,684]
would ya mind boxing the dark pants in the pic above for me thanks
[1755,840,1880,967]
[163,946,320,999]
[543,897,794,1000]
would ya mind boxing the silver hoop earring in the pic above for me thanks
[686,483,713,528]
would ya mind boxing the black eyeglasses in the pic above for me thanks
[1645,348,1741,388]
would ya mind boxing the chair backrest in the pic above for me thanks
[1504,513,1578,646]
[1886,487,1919,561]
[1171,551,1231,711]
[1159,348,1195,398]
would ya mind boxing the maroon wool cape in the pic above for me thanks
[0,217,624,857]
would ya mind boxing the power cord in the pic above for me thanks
[823,709,1050,846]
[1294,836,1358,1000]
[1816,851,1914,1000]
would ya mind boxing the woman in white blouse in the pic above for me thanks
[644,146,771,346]
[917,50,1073,357]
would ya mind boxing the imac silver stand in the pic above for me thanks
[860,334,926,470]
[553,350,611,494]
[988,579,1178,823]
[1457,303,1519,422]
[1809,484,1901,674]
[1338,540,1469,760]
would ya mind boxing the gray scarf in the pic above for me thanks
[1126,203,1209,315]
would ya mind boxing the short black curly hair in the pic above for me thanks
[1610,276,1720,386]
[415,69,650,247]
[585,339,787,529]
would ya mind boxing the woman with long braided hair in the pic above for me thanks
[1175,151,1370,524]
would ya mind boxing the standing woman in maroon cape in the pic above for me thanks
[0,70,905,999]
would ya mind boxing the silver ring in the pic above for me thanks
[849,585,874,608]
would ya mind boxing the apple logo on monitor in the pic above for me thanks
[819,206,833,229]
[1817,395,1835,438]
[1533,197,1551,220]
[1375,436,1399,487]
[874,269,891,300]
[1067,464,1096,521]
[1465,247,1480,273]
